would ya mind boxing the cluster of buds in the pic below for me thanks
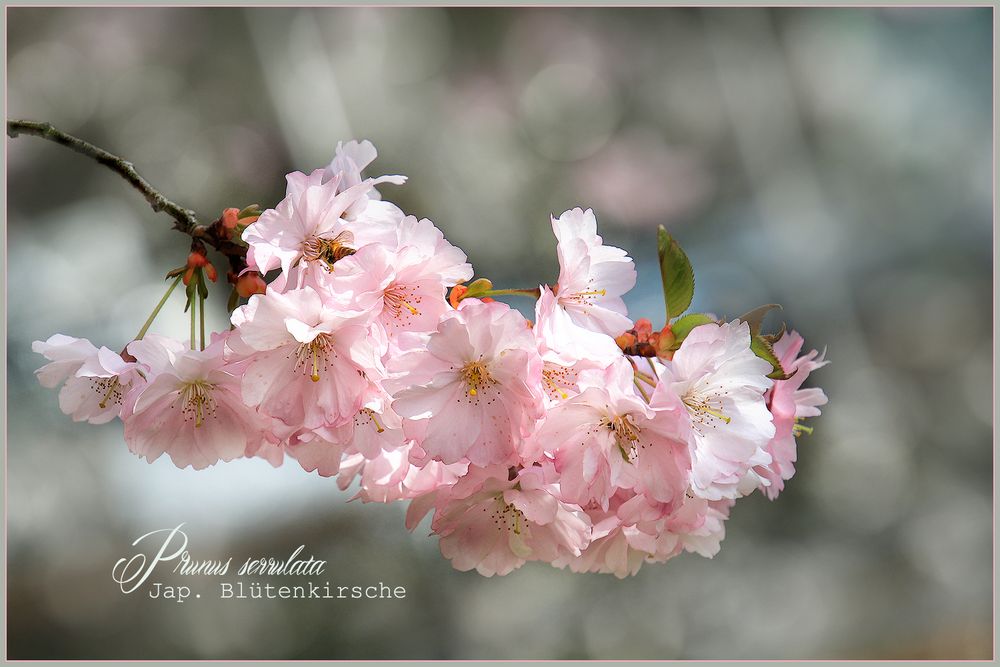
[33,140,827,577]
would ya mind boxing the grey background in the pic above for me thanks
[6,6,993,660]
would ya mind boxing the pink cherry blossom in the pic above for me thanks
[121,334,263,470]
[532,357,690,509]
[551,207,636,337]
[651,320,775,501]
[560,490,733,578]
[756,331,829,499]
[337,445,467,503]
[420,464,591,577]
[533,285,623,404]
[288,389,405,477]
[229,286,384,431]
[283,141,407,226]
[324,242,457,342]
[244,173,401,292]
[389,299,544,467]
[390,215,473,287]
[32,334,140,424]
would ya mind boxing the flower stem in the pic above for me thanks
[479,287,542,299]
[633,378,651,402]
[189,292,196,351]
[635,370,658,388]
[134,274,182,340]
[199,290,206,351]
[645,357,660,380]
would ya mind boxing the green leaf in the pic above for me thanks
[750,335,789,380]
[657,226,695,321]
[761,322,787,345]
[738,303,782,337]
[671,313,715,341]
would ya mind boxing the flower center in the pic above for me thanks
[301,230,355,271]
[605,414,641,460]
[354,408,386,433]
[91,376,123,409]
[294,333,336,382]
[558,279,607,307]
[490,495,525,535]
[460,360,496,397]
[180,380,216,428]
[682,390,732,434]
[542,364,571,400]
[383,284,422,319]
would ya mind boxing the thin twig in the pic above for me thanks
[7,119,244,258]
[8,119,198,228]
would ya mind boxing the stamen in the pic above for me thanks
[383,284,423,319]
[606,414,641,461]
[179,380,216,428]
[489,495,526,535]
[460,360,496,398]
[542,370,569,400]
[682,391,733,433]
[294,334,336,382]
[96,376,121,409]
[793,422,813,436]
[356,408,386,434]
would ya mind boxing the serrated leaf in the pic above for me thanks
[750,334,788,380]
[738,303,782,337]
[657,226,695,321]
[671,313,716,341]
[761,322,787,345]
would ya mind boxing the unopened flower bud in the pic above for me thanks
[183,251,216,285]
[634,318,653,341]
[221,207,241,231]
[615,332,637,351]
[449,284,469,309]
[236,271,267,298]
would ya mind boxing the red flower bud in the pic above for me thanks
[235,271,267,298]
[221,207,241,231]
[184,250,216,284]
[186,251,209,268]
[634,318,653,341]
[449,284,469,309]
[615,332,637,351]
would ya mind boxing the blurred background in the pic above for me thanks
[6,6,993,660]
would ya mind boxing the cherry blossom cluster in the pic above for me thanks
[34,140,827,577]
